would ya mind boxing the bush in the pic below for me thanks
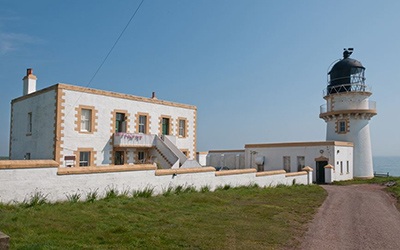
[104,186,119,200]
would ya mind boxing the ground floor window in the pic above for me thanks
[79,151,90,166]
[114,151,125,165]
[340,161,343,174]
[297,156,305,171]
[283,156,291,172]
[347,161,350,173]
[138,151,146,163]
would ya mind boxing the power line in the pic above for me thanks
[85,0,145,88]
[61,0,146,144]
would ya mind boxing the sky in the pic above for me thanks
[0,0,399,156]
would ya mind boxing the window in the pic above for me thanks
[178,119,186,137]
[347,161,350,173]
[79,151,90,166]
[115,113,126,133]
[76,106,97,134]
[114,151,125,165]
[138,151,145,163]
[339,121,346,132]
[340,161,343,174]
[181,150,188,157]
[27,112,32,134]
[138,115,147,134]
[283,156,291,172]
[162,117,170,135]
[297,156,305,171]
[25,153,31,160]
[81,109,92,132]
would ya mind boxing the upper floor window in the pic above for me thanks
[161,117,170,135]
[81,109,92,132]
[139,115,147,134]
[339,121,346,132]
[76,105,97,134]
[115,113,126,133]
[337,119,348,134]
[27,112,32,134]
[178,119,186,137]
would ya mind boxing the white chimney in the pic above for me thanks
[23,68,37,95]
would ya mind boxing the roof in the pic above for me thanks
[12,83,197,110]
[245,141,354,148]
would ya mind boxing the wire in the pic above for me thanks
[64,0,145,117]
[85,0,145,88]
[60,0,146,158]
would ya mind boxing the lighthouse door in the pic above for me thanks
[316,161,327,184]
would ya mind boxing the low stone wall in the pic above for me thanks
[0,161,312,203]
[0,231,10,250]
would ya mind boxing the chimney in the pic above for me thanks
[22,68,37,96]
[152,92,157,99]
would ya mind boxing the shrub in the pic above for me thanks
[174,185,184,195]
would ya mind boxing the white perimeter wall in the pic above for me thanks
[0,168,310,203]
[61,89,196,166]
[10,90,56,160]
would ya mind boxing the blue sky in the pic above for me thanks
[1,0,399,156]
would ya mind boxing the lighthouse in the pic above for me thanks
[320,49,377,179]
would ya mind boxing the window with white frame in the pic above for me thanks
[139,115,147,134]
[81,109,92,132]
[27,112,32,134]
[179,119,186,137]
[79,151,90,166]
[283,156,291,172]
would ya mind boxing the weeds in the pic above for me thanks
[86,189,99,203]
[132,186,154,198]
[21,191,48,208]
[200,185,210,193]
[104,186,119,200]
[162,186,174,197]
[216,184,231,191]
[65,192,81,203]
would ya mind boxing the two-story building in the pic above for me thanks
[10,69,198,169]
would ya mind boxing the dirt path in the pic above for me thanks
[301,184,400,250]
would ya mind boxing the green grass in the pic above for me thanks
[0,156,8,160]
[333,176,400,205]
[0,185,326,249]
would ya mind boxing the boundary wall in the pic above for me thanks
[0,160,312,203]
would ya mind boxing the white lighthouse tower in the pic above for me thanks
[320,49,377,179]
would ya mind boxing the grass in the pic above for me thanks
[333,176,400,206]
[0,184,327,249]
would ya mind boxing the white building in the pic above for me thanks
[10,69,199,169]
[205,49,377,183]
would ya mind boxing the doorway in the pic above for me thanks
[316,161,328,184]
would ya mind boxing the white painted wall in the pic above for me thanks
[60,88,196,167]
[206,152,245,169]
[196,153,207,166]
[10,90,56,160]
[0,167,309,203]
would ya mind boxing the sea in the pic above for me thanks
[373,156,400,177]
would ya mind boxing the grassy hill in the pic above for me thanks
[0,184,326,249]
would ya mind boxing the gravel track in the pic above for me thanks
[301,184,400,250]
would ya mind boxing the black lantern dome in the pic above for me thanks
[327,48,366,95]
